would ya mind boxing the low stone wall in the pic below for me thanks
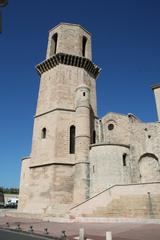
[70,182,160,219]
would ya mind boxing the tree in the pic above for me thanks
[0,186,19,194]
[0,0,8,7]
[0,0,8,33]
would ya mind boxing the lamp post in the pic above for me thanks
[0,0,8,33]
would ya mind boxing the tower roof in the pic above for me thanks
[48,22,91,36]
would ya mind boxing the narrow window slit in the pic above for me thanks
[82,36,87,57]
[52,33,58,54]
[123,153,127,166]
[70,125,75,154]
[42,128,46,139]
[93,130,96,144]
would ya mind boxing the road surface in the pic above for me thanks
[0,229,53,240]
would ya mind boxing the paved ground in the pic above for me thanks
[0,229,52,240]
[0,214,160,240]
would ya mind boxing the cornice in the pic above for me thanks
[36,53,101,78]
[35,107,75,118]
[152,84,160,91]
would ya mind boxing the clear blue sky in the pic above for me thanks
[1,0,160,187]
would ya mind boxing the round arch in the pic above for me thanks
[139,153,160,183]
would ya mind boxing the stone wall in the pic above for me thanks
[18,157,30,211]
[36,65,97,117]
[93,113,160,187]
[89,144,130,196]
[129,121,160,183]
[19,163,74,216]
[101,113,131,145]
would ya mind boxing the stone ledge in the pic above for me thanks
[36,53,100,78]
[90,143,130,149]
[5,211,160,224]
[69,216,160,224]
[30,162,75,169]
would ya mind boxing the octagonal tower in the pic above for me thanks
[18,23,100,216]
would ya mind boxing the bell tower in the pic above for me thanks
[46,23,92,59]
[18,23,100,216]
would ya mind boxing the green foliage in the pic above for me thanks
[0,186,19,194]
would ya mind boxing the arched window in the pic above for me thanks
[82,36,87,57]
[41,128,46,139]
[50,33,58,56]
[70,125,75,154]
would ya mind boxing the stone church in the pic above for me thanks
[18,23,160,219]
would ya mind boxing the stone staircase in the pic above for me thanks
[70,182,160,219]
